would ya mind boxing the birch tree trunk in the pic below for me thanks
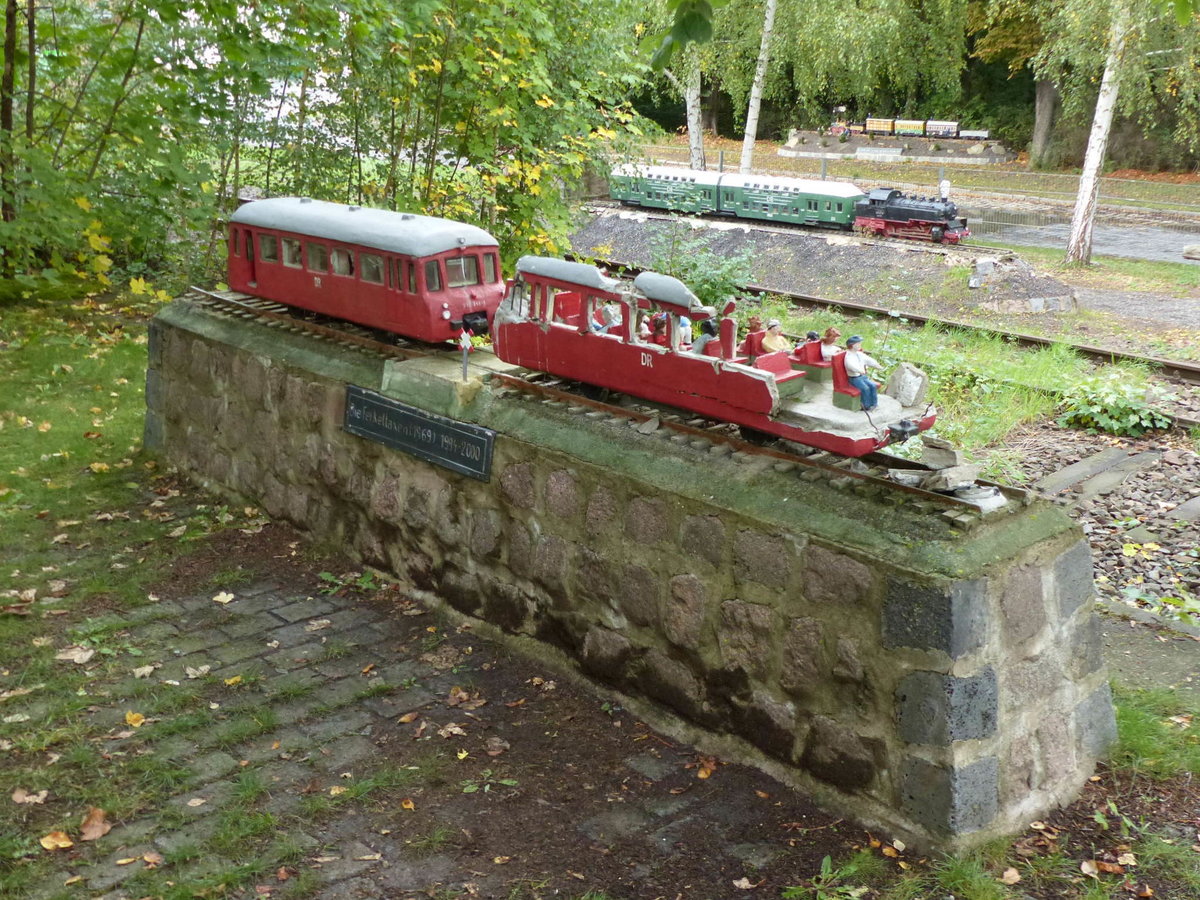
[1065,6,1130,265]
[665,53,706,170]
[2,0,16,224]
[739,0,777,174]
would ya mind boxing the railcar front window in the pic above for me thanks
[483,254,497,283]
[360,253,384,284]
[425,260,442,292]
[408,263,418,293]
[260,234,279,262]
[331,248,353,276]
[445,255,480,288]
[307,242,330,272]
[282,238,302,268]
[244,232,254,259]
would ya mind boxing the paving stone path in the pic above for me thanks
[25,575,847,899]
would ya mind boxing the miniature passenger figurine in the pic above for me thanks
[593,303,622,334]
[649,314,669,346]
[819,326,842,361]
[843,335,882,411]
[691,316,720,354]
[760,318,791,353]
[805,331,820,342]
[737,315,765,355]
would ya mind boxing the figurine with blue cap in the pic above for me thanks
[843,334,882,411]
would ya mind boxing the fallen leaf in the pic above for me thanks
[224,675,243,687]
[360,663,375,675]
[276,867,291,881]
[355,852,382,861]
[64,876,83,885]
[186,797,207,807]
[732,876,763,889]
[132,665,156,679]
[329,786,347,796]
[40,831,74,851]
[892,839,906,853]
[12,788,49,804]
[1081,859,1100,878]
[80,807,112,842]
[124,711,145,728]
[212,591,235,605]
[882,846,899,858]
[1116,852,1138,867]
[304,618,332,632]
[754,790,770,799]
[398,711,420,724]
[485,736,510,757]
[401,798,415,810]
[1136,885,1154,897]
[185,665,210,679]
[505,698,526,708]
[1000,867,1021,885]
[457,749,469,760]
[3,713,30,723]
[493,856,511,864]
[438,723,467,739]
[54,646,95,664]
[115,857,138,865]
[567,870,586,880]
[1096,860,1124,874]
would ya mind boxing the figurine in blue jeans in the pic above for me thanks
[843,335,882,411]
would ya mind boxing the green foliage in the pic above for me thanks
[647,220,754,307]
[1057,369,1174,436]
[1112,685,1200,779]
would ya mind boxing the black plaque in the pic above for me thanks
[343,385,494,481]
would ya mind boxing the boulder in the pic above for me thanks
[921,464,981,492]
[1183,244,1200,261]
[884,362,929,408]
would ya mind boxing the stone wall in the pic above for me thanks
[145,300,1116,851]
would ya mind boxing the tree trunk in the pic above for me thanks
[2,0,16,224]
[1065,7,1130,265]
[683,56,705,170]
[1029,78,1058,169]
[24,0,33,140]
[739,0,777,174]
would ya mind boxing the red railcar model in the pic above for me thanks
[228,197,504,342]
[494,257,936,457]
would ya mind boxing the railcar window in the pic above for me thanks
[331,248,353,276]
[360,253,384,284]
[282,238,302,268]
[484,254,497,283]
[244,232,253,259]
[230,229,239,257]
[445,255,480,288]
[260,234,279,262]
[425,260,442,292]
[307,242,330,272]
[408,262,417,293]
[825,202,831,211]
[836,203,843,212]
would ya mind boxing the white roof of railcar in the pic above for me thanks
[610,163,723,187]
[230,197,498,257]
[717,173,865,198]
[516,256,622,292]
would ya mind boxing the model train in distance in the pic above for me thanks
[225,196,935,457]
[492,255,935,457]
[834,118,990,140]
[227,196,504,342]
[609,164,969,245]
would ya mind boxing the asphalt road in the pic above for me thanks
[972,221,1200,265]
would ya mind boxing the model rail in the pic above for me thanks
[182,288,1027,523]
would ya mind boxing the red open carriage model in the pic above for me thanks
[493,257,935,457]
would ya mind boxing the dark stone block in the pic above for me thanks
[1075,682,1117,759]
[143,409,164,453]
[832,637,865,684]
[577,548,618,611]
[900,755,999,835]
[585,486,617,537]
[801,716,878,791]
[469,508,502,559]
[533,533,572,596]
[1055,539,1096,619]
[403,485,431,529]
[883,578,987,658]
[896,668,998,746]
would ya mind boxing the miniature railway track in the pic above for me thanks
[491,372,1031,526]
[183,287,1028,525]
[588,201,1007,258]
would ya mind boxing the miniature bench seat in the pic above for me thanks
[754,350,807,398]
[792,340,834,383]
[830,351,863,411]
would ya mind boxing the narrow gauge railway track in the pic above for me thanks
[585,201,1015,259]
[183,287,1029,526]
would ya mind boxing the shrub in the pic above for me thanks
[1057,371,1174,436]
